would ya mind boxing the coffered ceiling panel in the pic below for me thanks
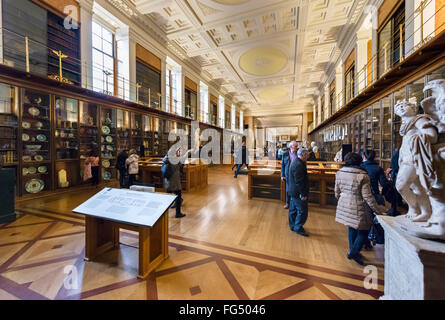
[132,0,369,117]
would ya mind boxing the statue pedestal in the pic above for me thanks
[377,216,445,299]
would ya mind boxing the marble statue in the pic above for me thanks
[394,79,445,240]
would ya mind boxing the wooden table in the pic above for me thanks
[73,188,177,279]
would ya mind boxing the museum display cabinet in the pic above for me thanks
[311,63,445,169]
[248,160,285,202]
[139,157,208,192]
[306,161,342,206]
[116,109,130,154]
[55,96,80,189]
[248,160,342,205]
[20,89,52,195]
[0,83,19,196]
[131,113,143,155]
[101,106,117,182]
[0,72,222,198]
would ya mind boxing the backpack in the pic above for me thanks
[161,161,173,179]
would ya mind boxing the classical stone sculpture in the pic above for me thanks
[394,79,445,240]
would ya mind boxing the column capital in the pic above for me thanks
[77,0,94,11]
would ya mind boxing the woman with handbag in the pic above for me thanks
[335,152,385,265]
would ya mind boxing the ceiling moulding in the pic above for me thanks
[104,0,224,91]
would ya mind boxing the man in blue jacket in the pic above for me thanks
[288,148,310,237]
[281,141,298,209]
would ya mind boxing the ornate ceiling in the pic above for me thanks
[130,0,368,117]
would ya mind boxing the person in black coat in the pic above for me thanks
[385,149,404,216]
[116,149,128,188]
[360,150,388,206]
[287,148,310,237]
[281,141,298,209]
[234,141,249,178]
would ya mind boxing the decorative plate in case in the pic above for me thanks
[102,126,110,134]
[25,179,45,194]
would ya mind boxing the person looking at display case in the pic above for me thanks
[126,149,139,188]
[334,152,385,265]
[117,149,129,188]
[287,148,310,237]
[163,148,192,218]
[85,151,99,187]
[281,141,298,210]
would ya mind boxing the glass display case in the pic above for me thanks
[79,102,99,160]
[0,83,19,196]
[408,77,425,112]
[117,109,130,153]
[0,84,18,166]
[101,106,117,181]
[210,101,218,126]
[55,96,80,189]
[371,102,381,160]
[131,113,143,156]
[380,95,391,168]
[161,119,171,156]
[20,89,51,195]
[353,112,364,153]
[55,97,79,160]
[79,102,98,184]
[152,117,162,157]
[364,106,373,150]
[184,88,197,120]
[142,115,153,157]
[393,88,405,152]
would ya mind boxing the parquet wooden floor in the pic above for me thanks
[0,166,384,300]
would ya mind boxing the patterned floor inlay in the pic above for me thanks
[0,211,384,300]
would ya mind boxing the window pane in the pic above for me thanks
[93,49,103,68]
[92,34,102,50]
[92,21,102,37]
[102,40,113,56]
[103,55,114,72]
[93,69,104,91]
[102,27,113,43]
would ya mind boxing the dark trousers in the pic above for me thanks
[234,163,248,177]
[172,190,182,216]
[348,227,368,257]
[128,174,137,188]
[91,166,99,185]
[289,197,308,232]
[119,169,126,188]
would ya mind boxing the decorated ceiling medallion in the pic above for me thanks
[258,87,288,101]
[239,46,287,76]
[212,0,250,5]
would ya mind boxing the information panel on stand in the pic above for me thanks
[73,188,177,227]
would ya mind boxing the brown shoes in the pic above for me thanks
[284,204,289,209]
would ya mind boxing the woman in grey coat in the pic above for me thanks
[335,152,384,265]
[163,148,191,218]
